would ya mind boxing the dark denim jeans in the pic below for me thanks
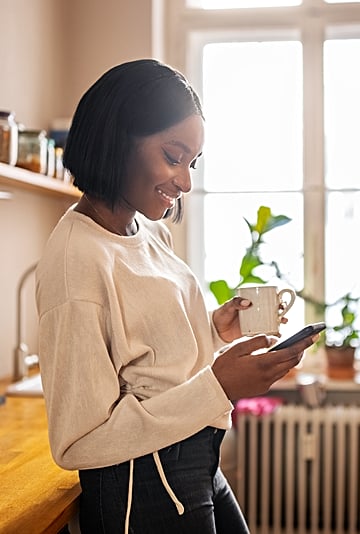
[78,426,249,533]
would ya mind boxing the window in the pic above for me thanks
[165,0,360,341]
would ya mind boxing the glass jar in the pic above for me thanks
[54,146,64,179]
[17,129,48,174]
[0,110,18,165]
[47,138,56,177]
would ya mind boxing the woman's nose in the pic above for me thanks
[174,168,192,194]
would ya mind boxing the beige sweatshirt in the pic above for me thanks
[35,207,233,470]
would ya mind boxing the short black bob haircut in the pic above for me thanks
[63,59,204,223]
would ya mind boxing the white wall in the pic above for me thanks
[0,0,156,379]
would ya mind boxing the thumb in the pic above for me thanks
[227,334,275,356]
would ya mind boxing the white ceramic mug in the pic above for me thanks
[237,285,296,337]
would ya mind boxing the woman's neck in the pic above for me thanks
[75,194,137,236]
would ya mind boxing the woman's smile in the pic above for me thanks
[156,186,181,209]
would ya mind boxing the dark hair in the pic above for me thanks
[63,59,204,222]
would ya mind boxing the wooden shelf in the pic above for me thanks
[0,162,81,200]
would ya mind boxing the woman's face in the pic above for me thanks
[123,114,204,220]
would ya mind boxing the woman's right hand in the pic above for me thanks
[212,333,318,401]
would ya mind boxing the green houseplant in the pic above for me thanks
[323,293,360,371]
[209,206,360,363]
[209,206,292,304]
[325,293,360,348]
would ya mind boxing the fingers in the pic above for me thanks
[213,331,318,401]
[257,335,316,377]
[227,334,274,356]
[267,357,302,383]
[215,296,251,318]
[213,348,299,400]
[259,347,303,370]
[268,333,319,359]
[232,296,252,310]
[250,347,304,387]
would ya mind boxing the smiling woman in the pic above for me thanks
[35,58,317,534]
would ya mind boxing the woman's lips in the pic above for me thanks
[156,187,180,207]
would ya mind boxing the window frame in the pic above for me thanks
[163,0,360,321]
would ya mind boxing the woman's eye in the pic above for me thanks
[190,160,197,170]
[164,151,180,166]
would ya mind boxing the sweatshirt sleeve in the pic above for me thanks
[38,300,233,470]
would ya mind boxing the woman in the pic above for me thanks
[36,59,317,533]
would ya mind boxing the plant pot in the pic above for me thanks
[325,345,356,379]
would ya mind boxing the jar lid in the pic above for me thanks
[19,129,47,138]
[0,110,15,118]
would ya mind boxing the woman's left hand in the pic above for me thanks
[212,296,252,343]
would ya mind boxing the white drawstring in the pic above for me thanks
[125,459,134,534]
[124,452,185,533]
[153,451,185,515]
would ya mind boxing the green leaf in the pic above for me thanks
[239,252,262,279]
[264,214,292,233]
[254,206,272,234]
[342,310,355,326]
[243,217,254,234]
[254,206,292,235]
[209,280,235,305]
[240,274,267,286]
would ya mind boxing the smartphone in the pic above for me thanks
[268,322,326,352]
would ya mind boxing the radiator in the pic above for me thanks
[236,405,360,534]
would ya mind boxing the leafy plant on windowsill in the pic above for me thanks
[208,205,360,351]
[325,293,360,349]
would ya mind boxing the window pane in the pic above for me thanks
[324,39,360,189]
[325,191,360,300]
[203,41,303,192]
[325,192,360,351]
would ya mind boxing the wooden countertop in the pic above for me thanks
[0,394,80,534]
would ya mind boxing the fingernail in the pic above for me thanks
[240,299,251,306]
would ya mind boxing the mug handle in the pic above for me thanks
[278,288,296,318]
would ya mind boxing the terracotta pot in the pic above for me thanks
[325,345,355,379]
